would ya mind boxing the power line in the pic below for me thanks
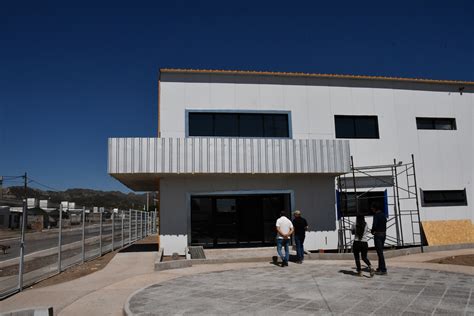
[1,175,24,181]
[27,178,61,192]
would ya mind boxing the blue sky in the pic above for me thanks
[1,0,473,192]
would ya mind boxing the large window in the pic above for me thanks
[421,189,467,207]
[416,117,456,130]
[335,115,379,139]
[337,191,386,217]
[191,194,291,247]
[188,112,290,138]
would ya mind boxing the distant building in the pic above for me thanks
[0,206,10,229]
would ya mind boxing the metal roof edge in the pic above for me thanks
[159,68,474,86]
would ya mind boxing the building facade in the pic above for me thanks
[109,69,473,255]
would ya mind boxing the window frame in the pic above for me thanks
[416,117,457,130]
[334,115,380,139]
[186,110,292,138]
[420,189,468,207]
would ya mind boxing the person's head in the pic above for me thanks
[294,210,301,217]
[355,215,366,239]
[370,202,381,213]
[356,215,365,226]
[280,211,287,217]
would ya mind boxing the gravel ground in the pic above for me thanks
[429,254,474,267]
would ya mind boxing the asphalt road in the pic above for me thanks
[0,222,144,262]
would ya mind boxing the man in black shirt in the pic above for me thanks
[371,202,387,274]
[292,210,308,264]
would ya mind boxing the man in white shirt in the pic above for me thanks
[276,211,294,267]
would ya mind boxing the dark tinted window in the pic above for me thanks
[188,113,213,136]
[188,112,290,137]
[421,189,467,207]
[214,113,238,136]
[239,114,264,137]
[264,114,290,137]
[335,115,379,139]
[416,117,456,130]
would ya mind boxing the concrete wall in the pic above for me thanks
[160,174,338,255]
[159,73,473,224]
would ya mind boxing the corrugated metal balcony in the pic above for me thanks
[108,137,350,190]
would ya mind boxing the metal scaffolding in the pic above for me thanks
[337,154,424,253]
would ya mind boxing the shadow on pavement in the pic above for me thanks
[338,269,360,276]
[119,243,158,253]
[339,269,373,278]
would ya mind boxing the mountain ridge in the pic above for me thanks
[1,186,154,210]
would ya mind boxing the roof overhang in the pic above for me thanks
[108,137,351,191]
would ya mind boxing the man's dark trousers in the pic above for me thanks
[294,234,305,262]
[374,234,387,272]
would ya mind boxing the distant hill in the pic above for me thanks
[2,186,155,210]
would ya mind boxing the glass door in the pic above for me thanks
[191,193,291,248]
[214,198,239,246]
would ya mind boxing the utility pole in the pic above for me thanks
[0,176,3,200]
[18,172,27,291]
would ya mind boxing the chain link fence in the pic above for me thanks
[0,203,157,299]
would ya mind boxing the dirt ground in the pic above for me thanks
[29,250,118,289]
[26,236,158,289]
[0,246,89,276]
[428,254,474,267]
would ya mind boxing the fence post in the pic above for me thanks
[111,211,115,251]
[128,209,132,244]
[58,204,63,273]
[145,212,148,236]
[18,199,27,291]
[141,211,143,239]
[82,206,85,263]
[99,208,103,256]
[153,209,156,234]
[135,210,138,241]
[121,210,124,248]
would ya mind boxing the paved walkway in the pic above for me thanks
[126,262,473,315]
[0,248,472,315]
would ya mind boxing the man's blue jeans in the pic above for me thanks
[374,234,387,272]
[276,238,289,263]
[294,235,305,261]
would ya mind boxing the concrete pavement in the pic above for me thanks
[0,248,472,315]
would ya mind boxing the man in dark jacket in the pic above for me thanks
[292,210,308,264]
[371,202,387,274]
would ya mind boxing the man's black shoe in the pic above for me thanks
[375,271,388,275]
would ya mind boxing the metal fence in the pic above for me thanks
[0,203,157,299]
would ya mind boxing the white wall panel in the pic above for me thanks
[153,74,473,225]
[210,81,235,109]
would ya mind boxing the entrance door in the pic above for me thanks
[214,198,239,245]
[238,196,264,244]
[191,193,291,248]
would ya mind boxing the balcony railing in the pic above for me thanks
[108,137,350,175]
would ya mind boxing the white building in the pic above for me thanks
[109,69,473,255]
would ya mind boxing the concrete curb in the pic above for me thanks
[0,306,53,316]
[153,248,164,270]
[124,285,151,316]
[154,259,193,271]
